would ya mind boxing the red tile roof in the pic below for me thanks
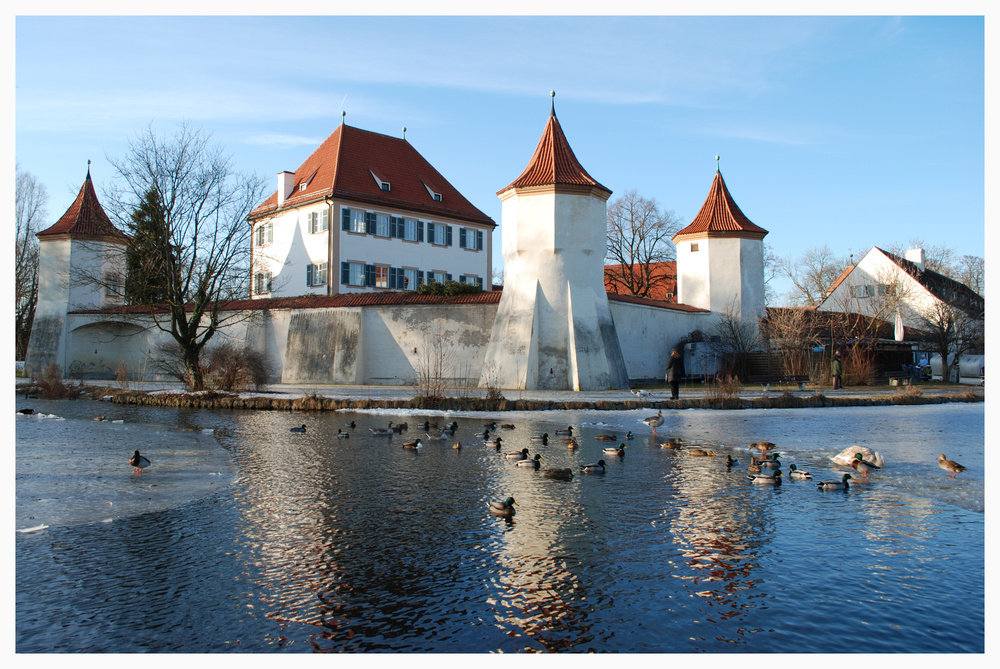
[249,124,495,227]
[606,292,708,312]
[604,261,677,302]
[673,170,767,239]
[37,167,129,243]
[499,103,611,196]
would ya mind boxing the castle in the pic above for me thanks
[24,98,767,391]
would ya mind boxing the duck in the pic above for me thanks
[687,448,716,457]
[541,468,574,481]
[747,470,782,485]
[473,428,491,439]
[660,438,683,449]
[424,431,449,441]
[416,420,434,430]
[830,445,884,468]
[370,423,394,436]
[530,433,549,444]
[817,473,853,490]
[753,441,776,453]
[567,437,579,450]
[554,427,573,436]
[631,389,652,399]
[391,422,408,433]
[290,424,307,433]
[505,447,530,461]
[489,497,517,517]
[441,421,459,434]
[482,421,497,430]
[344,420,356,429]
[604,444,627,457]
[595,434,617,441]
[402,439,423,450]
[625,431,634,440]
[787,463,812,480]
[851,452,881,477]
[726,455,738,467]
[17,408,35,415]
[500,424,516,430]
[488,436,504,449]
[129,450,151,473]
[516,454,544,469]
[93,415,106,421]
[336,429,350,439]
[453,441,467,450]
[580,460,607,474]
[760,453,781,470]
[747,456,762,474]
[938,453,967,477]
[643,410,664,433]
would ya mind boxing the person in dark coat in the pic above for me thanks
[831,354,843,390]
[665,349,684,400]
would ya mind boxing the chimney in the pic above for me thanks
[904,247,925,271]
[277,171,295,207]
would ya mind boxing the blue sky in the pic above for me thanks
[13,13,988,303]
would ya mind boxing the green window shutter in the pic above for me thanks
[342,208,350,231]
[306,264,313,286]
[446,225,453,246]
[341,262,350,285]
[477,230,483,250]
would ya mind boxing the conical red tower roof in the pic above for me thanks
[37,166,129,243]
[498,99,610,196]
[674,169,767,240]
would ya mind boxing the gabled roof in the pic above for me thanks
[37,166,129,243]
[604,261,677,302]
[673,170,767,240]
[878,248,984,319]
[249,124,495,227]
[498,100,611,196]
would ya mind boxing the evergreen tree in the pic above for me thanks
[125,188,171,304]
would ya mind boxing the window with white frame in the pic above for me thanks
[459,227,484,250]
[403,218,418,241]
[342,208,366,233]
[255,221,273,246]
[428,270,447,285]
[308,210,329,234]
[429,222,449,246]
[340,262,367,287]
[402,268,418,290]
[105,272,122,297]
[306,262,328,287]
[376,213,390,237]
[254,271,272,295]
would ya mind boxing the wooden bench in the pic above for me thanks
[747,374,810,391]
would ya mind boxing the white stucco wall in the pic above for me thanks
[676,235,764,320]
[608,301,712,381]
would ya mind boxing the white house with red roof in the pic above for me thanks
[247,119,496,298]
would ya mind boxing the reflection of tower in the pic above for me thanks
[482,93,629,390]
[24,164,129,377]
[673,165,768,321]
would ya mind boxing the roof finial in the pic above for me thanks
[402,126,407,140]
[550,90,556,118]
[86,159,91,180]
[715,155,720,173]
[341,110,346,125]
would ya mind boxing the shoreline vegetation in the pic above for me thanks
[16,381,984,413]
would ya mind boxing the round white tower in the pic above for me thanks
[481,94,629,390]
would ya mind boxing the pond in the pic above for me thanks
[15,397,984,653]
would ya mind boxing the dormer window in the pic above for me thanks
[423,183,442,202]
[299,183,307,191]
[370,170,390,192]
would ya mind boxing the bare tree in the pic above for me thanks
[15,166,48,360]
[102,122,268,390]
[916,300,983,383]
[957,255,984,297]
[605,189,682,298]
[762,307,819,377]
[779,244,849,306]
[709,302,763,380]
[762,242,779,307]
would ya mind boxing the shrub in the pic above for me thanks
[418,280,482,296]
[205,342,273,392]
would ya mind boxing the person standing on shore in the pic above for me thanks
[666,349,684,400]
[831,354,843,390]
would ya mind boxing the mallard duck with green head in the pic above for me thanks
[505,447,530,460]
[516,454,543,469]
[580,460,607,473]
[788,464,812,480]
[489,497,517,517]
[851,452,881,477]
[747,470,782,485]
[817,474,853,490]
[603,444,627,457]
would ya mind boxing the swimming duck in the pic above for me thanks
[370,422,394,436]
[660,438,683,449]
[830,446,884,468]
[416,420,433,430]
[129,450,151,473]
[604,444,627,457]
[452,441,465,450]
[817,474,853,490]
[747,470,782,485]
[391,422,408,433]
[687,448,716,457]
[17,408,34,415]
[787,464,812,480]
[752,441,776,453]
[505,447,530,461]
[580,460,607,474]
[474,428,491,439]
[938,454,967,477]
[516,454,544,469]
[442,422,458,434]
[554,427,573,436]
[643,411,664,433]
[851,452,881,477]
[344,420,356,429]
[482,421,497,430]
[747,456,762,474]
[500,424,516,430]
[625,431,634,440]
[402,439,423,450]
[336,429,350,439]
[488,437,504,449]
[760,453,781,470]
[489,497,517,517]
[290,424,307,433]
[595,434,617,441]
[726,455,738,467]
[530,433,549,444]
[567,437,579,450]
[93,416,106,421]
[542,468,574,481]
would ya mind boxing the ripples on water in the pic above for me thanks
[15,400,984,652]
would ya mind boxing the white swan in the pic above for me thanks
[830,445,884,468]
